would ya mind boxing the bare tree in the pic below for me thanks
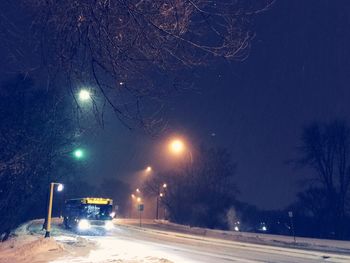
[297,120,350,238]
[19,0,274,129]
[0,75,77,240]
[143,146,237,228]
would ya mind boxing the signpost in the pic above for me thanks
[138,204,144,227]
[288,211,296,243]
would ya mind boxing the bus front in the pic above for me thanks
[64,197,115,233]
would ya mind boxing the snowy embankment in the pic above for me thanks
[118,218,350,254]
[0,219,95,263]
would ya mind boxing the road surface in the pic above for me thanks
[47,220,350,263]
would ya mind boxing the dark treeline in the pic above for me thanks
[0,75,77,240]
[142,120,350,240]
[143,147,237,229]
[0,75,130,240]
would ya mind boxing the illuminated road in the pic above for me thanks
[49,220,350,263]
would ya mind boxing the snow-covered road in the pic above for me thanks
[49,221,350,263]
[2,219,350,263]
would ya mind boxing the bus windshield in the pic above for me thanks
[80,204,112,220]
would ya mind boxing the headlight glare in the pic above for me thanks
[104,220,114,230]
[78,219,90,230]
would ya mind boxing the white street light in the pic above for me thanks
[78,89,91,101]
[57,184,64,192]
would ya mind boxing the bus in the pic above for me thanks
[63,197,115,232]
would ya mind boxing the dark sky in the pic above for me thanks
[2,1,350,210]
[85,0,350,210]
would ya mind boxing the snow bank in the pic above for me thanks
[0,237,63,263]
[118,219,350,254]
[16,237,63,257]
[0,219,93,263]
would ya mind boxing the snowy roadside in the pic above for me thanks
[0,219,95,263]
[117,218,350,255]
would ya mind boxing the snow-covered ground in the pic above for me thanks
[140,219,350,253]
[0,219,95,263]
[2,218,350,263]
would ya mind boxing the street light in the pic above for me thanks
[146,166,152,172]
[168,138,193,163]
[169,139,185,154]
[78,89,91,101]
[156,183,167,220]
[73,148,85,160]
[45,183,64,238]
[57,184,64,192]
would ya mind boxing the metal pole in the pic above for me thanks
[45,183,54,238]
[139,210,142,227]
[156,195,159,220]
[290,216,296,243]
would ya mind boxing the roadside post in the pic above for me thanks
[138,204,144,227]
[44,183,63,238]
[288,211,296,243]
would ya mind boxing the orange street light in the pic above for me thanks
[169,139,185,154]
[168,138,193,163]
[146,166,152,172]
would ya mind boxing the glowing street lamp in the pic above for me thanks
[45,183,64,238]
[73,148,85,160]
[169,139,185,154]
[78,89,91,101]
[168,138,193,163]
[146,166,152,172]
[57,184,64,192]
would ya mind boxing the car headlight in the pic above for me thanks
[234,226,239,232]
[104,220,114,230]
[78,219,90,230]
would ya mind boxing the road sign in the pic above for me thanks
[137,204,144,211]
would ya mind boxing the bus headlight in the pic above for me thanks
[104,220,114,230]
[110,212,116,218]
[78,219,90,230]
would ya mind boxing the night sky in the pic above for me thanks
[2,1,350,210]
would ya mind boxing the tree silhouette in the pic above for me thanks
[296,120,350,238]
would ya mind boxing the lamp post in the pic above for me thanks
[156,183,167,220]
[45,182,63,238]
